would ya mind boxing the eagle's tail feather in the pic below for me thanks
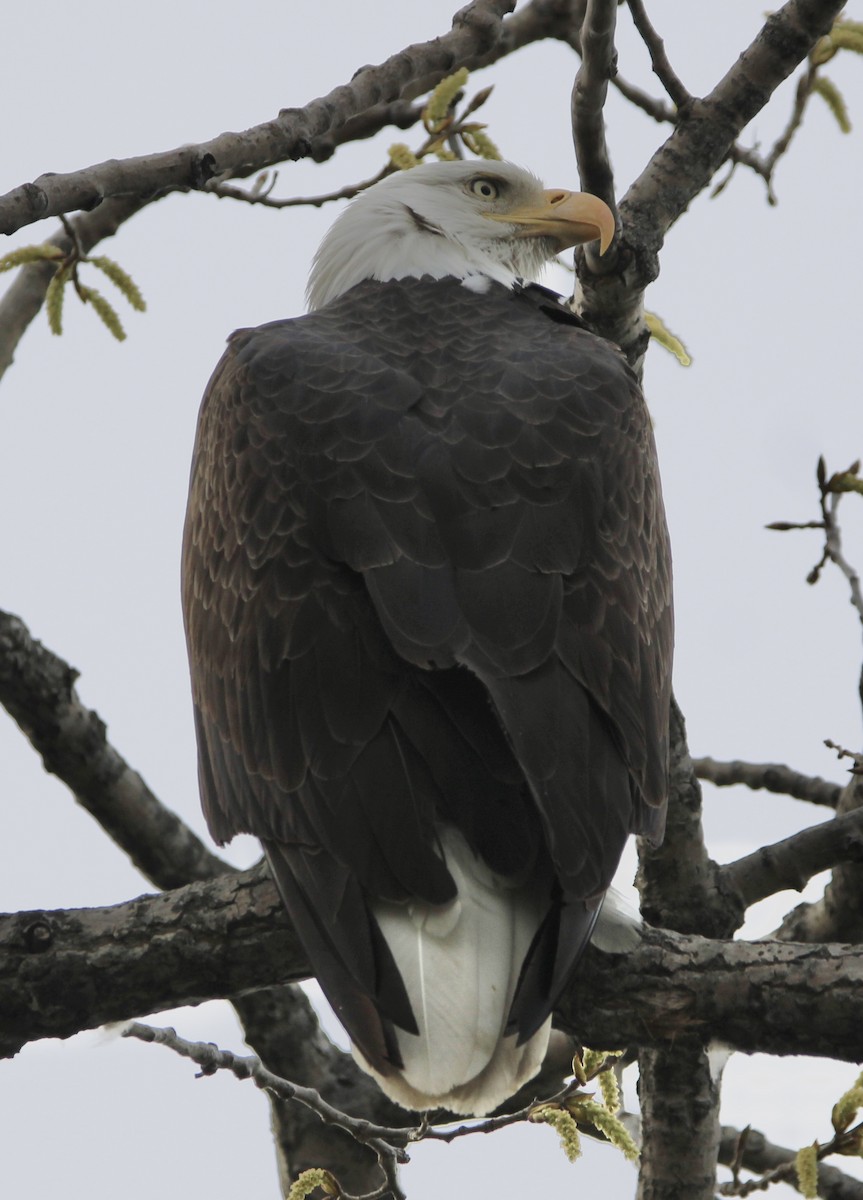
[356,825,551,1116]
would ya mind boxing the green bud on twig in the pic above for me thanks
[832,1086,863,1133]
[388,143,420,171]
[812,77,851,133]
[286,1167,340,1200]
[645,310,692,366]
[462,127,502,160]
[45,263,72,336]
[424,67,469,129]
[0,243,65,272]
[599,1067,621,1115]
[79,285,126,341]
[529,1104,583,1163]
[794,1142,820,1199]
[89,256,147,310]
[568,1097,640,1162]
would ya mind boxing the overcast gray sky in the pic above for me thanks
[2,2,862,1197]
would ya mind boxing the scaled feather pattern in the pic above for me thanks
[182,162,673,1115]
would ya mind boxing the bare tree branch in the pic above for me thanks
[612,70,676,122]
[718,1124,863,1200]
[8,869,863,1066]
[570,22,805,207]
[721,807,863,911]
[821,490,863,640]
[0,607,388,1188]
[124,1022,409,1200]
[637,1045,722,1200]
[694,757,842,808]
[720,1123,863,1200]
[234,985,399,1195]
[581,0,845,363]
[625,0,693,112]
[121,1023,607,1198]
[0,1,517,237]
[207,165,393,211]
[772,458,863,643]
[0,609,226,887]
[625,0,844,240]
[777,774,863,944]
[638,697,733,937]
[571,0,618,220]
[0,863,303,1057]
[634,704,727,1199]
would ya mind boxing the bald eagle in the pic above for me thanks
[182,161,672,1116]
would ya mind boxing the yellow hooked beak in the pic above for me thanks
[486,189,615,254]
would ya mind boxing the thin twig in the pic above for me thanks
[770,456,863,713]
[719,1123,863,1198]
[625,0,693,111]
[717,1120,863,1197]
[205,94,496,212]
[823,490,863,629]
[611,71,676,122]
[123,1023,409,1200]
[693,757,842,808]
[766,63,817,173]
[207,165,392,210]
[728,62,819,204]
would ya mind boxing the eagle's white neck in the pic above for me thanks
[305,165,553,311]
[306,197,521,311]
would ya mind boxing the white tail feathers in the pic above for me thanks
[589,885,642,954]
[352,826,550,1115]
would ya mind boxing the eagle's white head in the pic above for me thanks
[306,160,615,311]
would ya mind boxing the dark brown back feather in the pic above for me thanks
[182,277,673,1066]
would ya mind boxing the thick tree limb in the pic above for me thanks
[777,774,863,944]
[0,864,300,1057]
[0,0,516,237]
[0,608,389,1190]
[635,703,727,1199]
[571,0,618,219]
[7,868,863,1066]
[694,757,842,808]
[637,1046,721,1200]
[721,807,863,911]
[625,0,844,243]
[0,0,842,382]
[638,698,732,937]
[0,609,226,887]
[0,607,567,1184]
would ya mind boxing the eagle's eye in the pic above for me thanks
[468,177,500,201]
